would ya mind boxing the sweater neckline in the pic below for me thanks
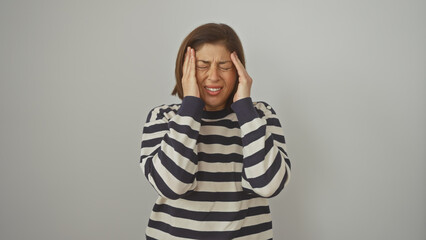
[202,107,233,119]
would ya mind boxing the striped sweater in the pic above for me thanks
[140,96,291,239]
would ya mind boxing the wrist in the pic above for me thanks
[231,97,259,125]
[178,96,205,119]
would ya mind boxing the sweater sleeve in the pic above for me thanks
[231,97,291,198]
[140,96,204,199]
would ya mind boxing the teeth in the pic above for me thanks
[206,87,221,92]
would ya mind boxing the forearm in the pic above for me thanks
[141,96,204,199]
[232,98,291,198]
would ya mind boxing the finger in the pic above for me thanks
[189,48,196,77]
[182,46,190,76]
[231,52,248,78]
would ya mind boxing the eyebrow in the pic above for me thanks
[197,60,232,65]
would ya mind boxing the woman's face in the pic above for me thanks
[195,43,237,111]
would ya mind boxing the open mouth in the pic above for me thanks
[204,86,223,96]
[205,87,221,92]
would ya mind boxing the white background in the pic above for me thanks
[1,0,425,239]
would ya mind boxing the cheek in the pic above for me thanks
[196,71,206,83]
[224,72,237,88]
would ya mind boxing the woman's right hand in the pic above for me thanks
[182,47,200,98]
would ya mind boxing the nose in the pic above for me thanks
[208,66,220,81]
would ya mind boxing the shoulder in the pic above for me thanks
[145,102,182,123]
[252,100,277,117]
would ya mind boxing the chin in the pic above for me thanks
[204,101,226,110]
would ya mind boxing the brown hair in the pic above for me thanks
[172,23,246,106]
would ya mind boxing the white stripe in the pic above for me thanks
[147,106,165,123]
[245,156,287,197]
[169,128,198,147]
[146,226,189,240]
[244,142,278,179]
[172,115,201,130]
[147,174,164,198]
[243,135,265,157]
[267,124,284,136]
[197,142,242,155]
[141,131,198,174]
[141,145,158,156]
[161,139,197,172]
[284,161,291,188]
[148,104,180,122]
[155,197,269,213]
[199,125,241,138]
[240,118,264,137]
[195,181,242,192]
[152,155,196,195]
[144,118,165,128]
[140,159,147,175]
[142,130,168,142]
[198,161,243,173]
[149,211,271,232]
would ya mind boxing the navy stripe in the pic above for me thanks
[277,146,289,160]
[242,150,264,168]
[243,134,274,167]
[158,149,195,184]
[202,108,233,119]
[272,133,285,144]
[149,164,182,200]
[169,121,199,140]
[276,145,291,169]
[143,156,153,178]
[235,221,273,238]
[148,220,234,239]
[198,134,242,146]
[145,109,153,123]
[266,118,281,127]
[156,107,178,120]
[181,191,254,202]
[141,137,162,148]
[198,152,243,163]
[242,125,266,147]
[197,171,241,182]
[152,204,270,221]
[285,156,291,170]
[141,154,156,163]
[242,186,258,196]
[143,122,168,134]
[245,153,282,189]
[163,134,197,164]
[255,108,266,118]
[269,169,288,198]
[201,119,239,129]
[148,220,272,239]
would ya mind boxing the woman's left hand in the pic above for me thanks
[231,52,253,102]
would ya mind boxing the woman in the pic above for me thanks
[140,23,291,239]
